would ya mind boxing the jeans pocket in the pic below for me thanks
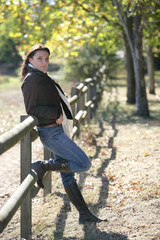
[48,126,62,140]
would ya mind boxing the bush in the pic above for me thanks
[0,37,21,67]
[65,43,122,82]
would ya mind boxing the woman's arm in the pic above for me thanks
[21,76,60,119]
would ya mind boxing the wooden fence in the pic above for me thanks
[0,65,107,239]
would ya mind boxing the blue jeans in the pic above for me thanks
[37,125,91,187]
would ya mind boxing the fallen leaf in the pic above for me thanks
[143,152,150,157]
[0,193,10,198]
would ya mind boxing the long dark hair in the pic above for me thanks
[20,43,50,79]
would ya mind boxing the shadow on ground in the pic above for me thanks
[50,87,128,240]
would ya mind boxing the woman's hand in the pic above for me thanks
[56,114,63,125]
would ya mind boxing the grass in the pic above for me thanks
[0,75,21,91]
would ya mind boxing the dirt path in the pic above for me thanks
[0,85,160,240]
[0,88,24,207]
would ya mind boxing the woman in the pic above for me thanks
[21,43,106,224]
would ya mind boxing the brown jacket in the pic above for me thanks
[21,68,72,127]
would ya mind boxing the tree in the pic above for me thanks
[0,1,63,54]
[147,46,155,94]
[123,31,135,104]
[143,5,160,94]
[111,0,150,116]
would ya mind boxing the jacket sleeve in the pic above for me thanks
[21,76,60,119]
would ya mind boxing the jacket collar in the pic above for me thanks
[26,64,49,77]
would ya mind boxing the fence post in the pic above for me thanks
[91,77,97,114]
[43,148,52,196]
[20,115,32,240]
[77,83,84,136]
[71,87,76,118]
[87,83,91,123]
[81,85,86,125]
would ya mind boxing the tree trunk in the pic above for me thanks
[132,14,149,116]
[147,45,155,94]
[112,0,150,116]
[123,31,135,104]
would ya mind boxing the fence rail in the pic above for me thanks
[0,116,38,156]
[0,65,107,239]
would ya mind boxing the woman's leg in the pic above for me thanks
[55,155,107,224]
[32,125,91,188]
[54,154,77,188]
[64,181,108,224]
[38,125,91,173]
[33,127,107,224]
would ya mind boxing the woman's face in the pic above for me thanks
[29,50,49,73]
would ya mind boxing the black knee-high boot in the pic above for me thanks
[64,181,107,224]
[32,159,71,188]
